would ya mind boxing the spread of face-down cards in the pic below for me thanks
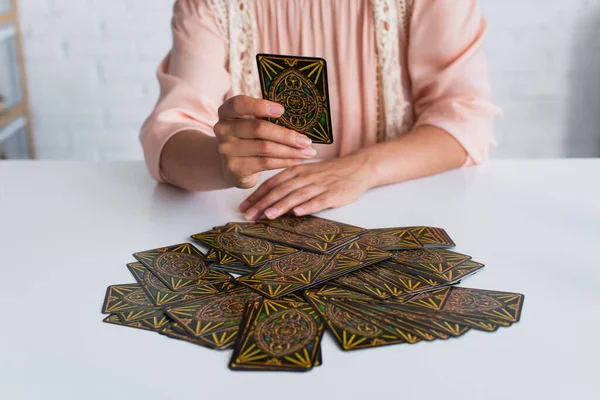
[304,286,524,351]
[257,53,333,144]
[236,240,391,299]
[102,215,525,372]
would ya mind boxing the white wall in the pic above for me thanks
[19,0,173,160]
[17,0,600,160]
[481,0,600,158]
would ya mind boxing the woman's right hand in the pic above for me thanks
[214,95,317,189]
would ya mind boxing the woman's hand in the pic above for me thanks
[239,153,375,220]
[214,95,317,188]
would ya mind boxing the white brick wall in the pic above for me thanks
[18,0,173,160]
[16,0,600,160]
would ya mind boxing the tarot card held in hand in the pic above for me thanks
[256,54,333,144]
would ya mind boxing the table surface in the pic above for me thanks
[1,160,599,400]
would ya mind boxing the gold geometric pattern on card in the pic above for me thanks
[258,215,365,244]
[101,284,158,314]
[166,287,261,338]
[133,243,231,291]
[305,293,405,350]
[230,299,324,371]
[191,230,298,266]
[359,228,423,250]
[404,226,455,248]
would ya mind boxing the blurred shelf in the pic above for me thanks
[0,0,34,158]
[0,113,25,143]
[0,11,15,25]
[0,22,16,40]
[0,103,25,128]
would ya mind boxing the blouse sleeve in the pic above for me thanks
[139,0,230,182]
[408,0,502,164]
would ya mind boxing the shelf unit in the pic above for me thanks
[0,0,34,159]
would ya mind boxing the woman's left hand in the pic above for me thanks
[239,153,375,220]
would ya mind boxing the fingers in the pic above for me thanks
[292,193,333,216]
[240,167,302,212]
[226,157,303,189]
[215,119,313,148]
[219,139,316,160]
[218,95,284,119]
[243,176,315,220]
[263,185,328,220]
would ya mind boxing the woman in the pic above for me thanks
[140,0,501,221]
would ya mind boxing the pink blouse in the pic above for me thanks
[140,0,501,183]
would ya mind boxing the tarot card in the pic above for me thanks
[103,313,171,332]
[256,53,334,144]
[377,301,501,333]
[403,287,523,326]
[350,300,471,338]
[165,286,262,338]
[333,270,391,299]
[305,293,407,350]
[304,283,378,302]
[160,323,238,350]
[404,226,456,248]
[359,228,423,250]
[257,215,366,245]
[334,297,448,341]
[191,228,298,267]
[324,297,424,344]
[229,299,324,371]
[236,251,335,298]
[101,284,162,317]
[310,252,372,286]
[356,264,445,298]
[240,223,358,253]
[338,241,392,265]
[127,262,235,307]
[133,243,231,291]
[388,248,471,274]
[438,287,525,323]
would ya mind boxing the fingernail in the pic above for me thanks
[245,208,259,221]
[293,206,305,216]
[239,201,251,212]
[267,104,284,116]
[296,135,312,147]
[265,207,279,219]
[301,148,317,158]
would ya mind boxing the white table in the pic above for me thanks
[1,160,599,400]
